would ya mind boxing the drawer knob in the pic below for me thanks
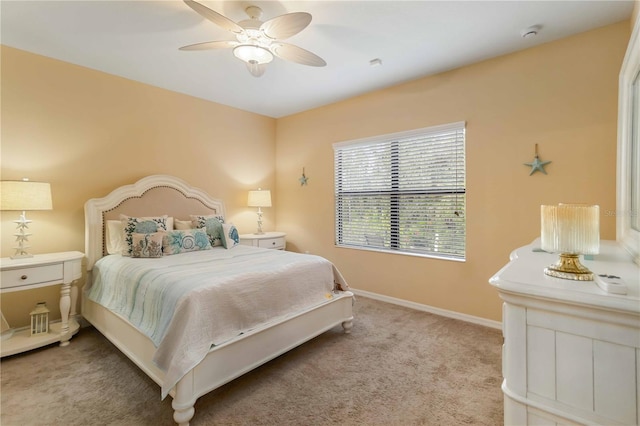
[21,275,28,280]
[272,242,275,245]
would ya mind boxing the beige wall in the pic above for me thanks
[0,19,631,327]
[1,46,277,326]
[275,21,629,322]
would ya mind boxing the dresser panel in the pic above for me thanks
[503,302,527,395]
[527,407,582,426]
[527,308,640,348]
[526,325,556,399]
[593,340,636,424]
[556,332,593,411]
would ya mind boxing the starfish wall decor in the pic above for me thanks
[524,144,551,175]
[298,167,308,186]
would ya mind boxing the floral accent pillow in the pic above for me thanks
[163,228,212,255]
[131,232,163,258]
[221,223,240,249]
[120,214,169,256]
[190,215,225,247]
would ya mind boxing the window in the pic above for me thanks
[617,17,640,263]
[334,121,466,261]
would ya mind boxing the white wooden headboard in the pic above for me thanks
[84,175,225,270]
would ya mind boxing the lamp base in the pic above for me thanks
[12,211,34,259]
[254,208,264,235]
[11,252,33,260]
[544,253,594,281]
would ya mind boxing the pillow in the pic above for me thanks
[174,219,193,230]
[221,223,240,249]
[190,215,225,247]
[105,220,126,255]
[163,228,212,255]
[131,232,163,258]
[120,214,169,256]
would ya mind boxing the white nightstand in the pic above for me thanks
[0,251,84,357]
[239,231,286,250]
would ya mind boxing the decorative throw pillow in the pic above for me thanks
[221,223,240,249]
[190,215,225,247]
[105,220,126,255]
[174,219,193,230]
[162,228,212,255]
[131,232,163,258]
[120,214,169,256]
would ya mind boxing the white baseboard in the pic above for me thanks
[351,288,502,330]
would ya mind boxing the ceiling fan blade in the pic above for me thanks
[246,62,268,78]
[271,43,326,67]
[179,40,237,51]
[183,0,243,34]
[261,12,312,40]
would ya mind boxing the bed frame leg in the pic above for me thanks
[172,401,195,426]
[172,374,196,426]
[171,403,196,426]
[341,318,353,334]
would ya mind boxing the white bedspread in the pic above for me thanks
[87,245,349,398]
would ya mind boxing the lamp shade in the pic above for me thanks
[248,189,272,208]
[0,180,52,211]
[541,204,599,255]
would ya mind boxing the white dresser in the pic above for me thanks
[490,239,639,426]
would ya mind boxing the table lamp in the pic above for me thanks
[540,203,599,281]
[247,188,271,235]
[0,179,53,259]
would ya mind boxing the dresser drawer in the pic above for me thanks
[257,237,285,250]
[0,264,64,290]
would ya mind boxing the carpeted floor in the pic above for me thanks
[0,296,504,425]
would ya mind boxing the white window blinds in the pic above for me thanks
[334,122,466,260]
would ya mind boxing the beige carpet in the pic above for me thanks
[0,296,503,425]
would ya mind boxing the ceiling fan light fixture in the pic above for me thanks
[246,61,267,77]
[233,44,274,65]
[180,1,325,77]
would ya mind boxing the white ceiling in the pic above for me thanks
[1,1,634,118]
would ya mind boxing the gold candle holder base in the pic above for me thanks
[544,253,594,281]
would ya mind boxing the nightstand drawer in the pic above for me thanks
[0,264,64,290]
[239,232,286,250]
[257,237,285,250]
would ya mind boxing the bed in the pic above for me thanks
[82,174,354,426]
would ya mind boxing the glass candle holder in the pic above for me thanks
[541,204,600,281]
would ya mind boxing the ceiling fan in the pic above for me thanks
[180,0,326,77]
